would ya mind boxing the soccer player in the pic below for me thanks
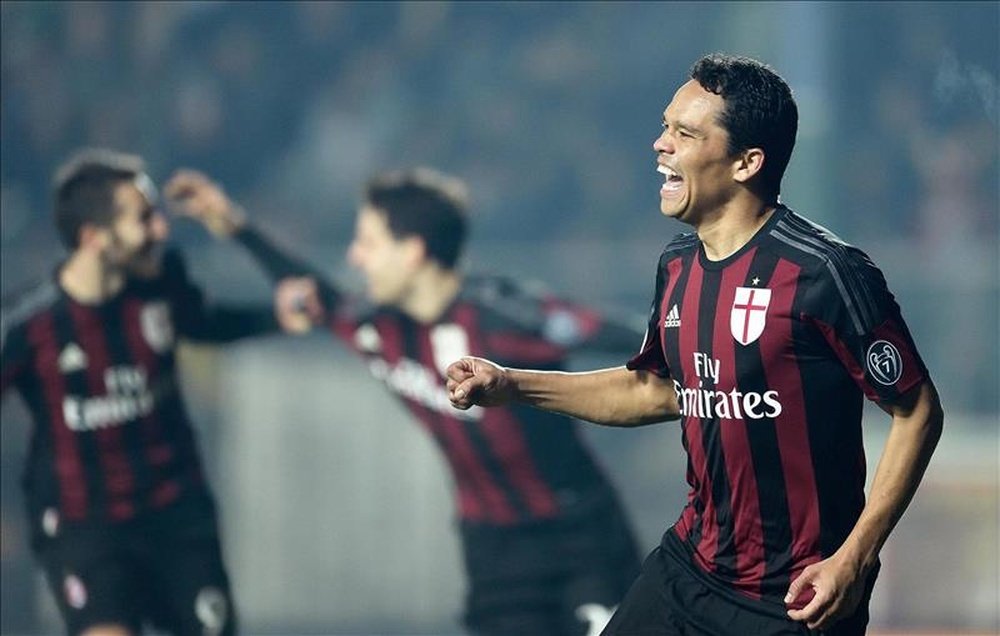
[0,150,280,636]
[167,167,646,636]
[446,54,944,635]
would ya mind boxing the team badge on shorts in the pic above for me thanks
[63,573,87,609]
[866,340,903,385]
[731,287,771,345]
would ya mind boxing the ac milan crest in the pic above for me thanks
[730,287,771,345]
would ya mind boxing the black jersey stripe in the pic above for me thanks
[698,263,739,579]
[730,248,794,599]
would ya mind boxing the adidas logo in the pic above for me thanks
[58,343,88,373]
[663,304,681,328]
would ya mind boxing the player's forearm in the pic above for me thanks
[183,305,280,343]
[233,225,320,282]
[507,366,680,427]
[835,381,943,572]
[233,224,341,306]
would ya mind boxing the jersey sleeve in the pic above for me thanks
[162,249,280,343]
[468,277,641,366]
[233,224,342,310]
[537,295,645,355]
[802,246,929,404]
[625,251,671,378]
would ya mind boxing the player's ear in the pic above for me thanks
[401,235,427,268]
[732,147,765,185]
[77,223,111,253]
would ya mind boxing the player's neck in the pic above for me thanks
[401,266,462,324]
[695,196,776,262]
[59,250,125,305]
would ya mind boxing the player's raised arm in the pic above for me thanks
[447,357,679,427]
[160,248,279,343]
[165,169,341,304]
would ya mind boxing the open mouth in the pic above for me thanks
[657,164,684,194]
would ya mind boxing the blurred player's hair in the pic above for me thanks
[691,53,798,203]
[53,148,154,249]
[364,167,469,269]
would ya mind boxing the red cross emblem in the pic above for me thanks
[730,287,771,345]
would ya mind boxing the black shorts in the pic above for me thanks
[32,495,236,636]
[603,535,876,636]
[460,490,642,636]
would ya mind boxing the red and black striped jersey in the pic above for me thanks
[235,226,644,526]
[1,249,277,529]
[627,206,929,605]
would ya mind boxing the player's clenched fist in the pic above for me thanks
[275,276,324,333]
[446,357,515,409]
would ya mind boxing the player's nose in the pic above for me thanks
[653,131,674,154]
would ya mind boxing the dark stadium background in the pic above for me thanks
[2,2,997,634]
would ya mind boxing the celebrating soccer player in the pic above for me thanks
[168,167,648,636]
[446,54,944,635]
[1,150,281,636]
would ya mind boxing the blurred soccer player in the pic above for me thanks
[446,54,944,635]
[1,150,280,636]
[168,167,645,636]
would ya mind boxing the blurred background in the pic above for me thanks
[1,1,997,634]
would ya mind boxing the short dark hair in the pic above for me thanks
[52,148,150,249]
[363,167,469,269]
[690,54,798,202]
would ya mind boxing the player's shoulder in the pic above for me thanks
[767,207,881,276]
[1,277,60,343]
[769,208,894,333]
[460,274,548,327]
[661,231,700,260]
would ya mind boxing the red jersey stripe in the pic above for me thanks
[27,313,88,519]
